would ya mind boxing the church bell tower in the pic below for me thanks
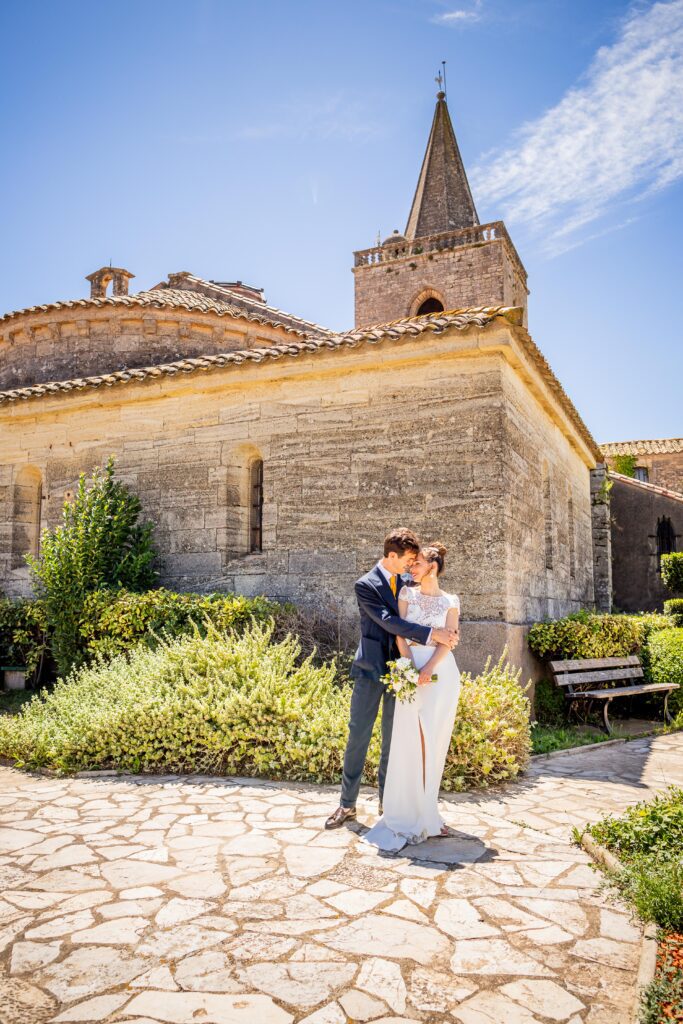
[352,90,528,328]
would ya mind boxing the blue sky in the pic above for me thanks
[1,0,681,443]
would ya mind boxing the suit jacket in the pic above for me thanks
[350,565,432,683]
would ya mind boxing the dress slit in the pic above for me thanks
[418,717,426,790]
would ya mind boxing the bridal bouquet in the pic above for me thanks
[382,657,437,703]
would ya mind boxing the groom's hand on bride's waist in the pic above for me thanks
[432,628,459,648]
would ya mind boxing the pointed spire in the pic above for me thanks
[405,91,479,240]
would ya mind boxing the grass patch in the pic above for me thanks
[531,724,613,754]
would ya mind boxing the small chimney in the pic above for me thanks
[86,267,135,299]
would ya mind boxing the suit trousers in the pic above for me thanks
[340,674,396,808]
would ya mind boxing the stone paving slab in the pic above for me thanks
[0,732,681,1024]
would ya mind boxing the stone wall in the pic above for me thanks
[0,316,596,683]
[0,308,284,391]
[500,360,595,623]
[604,452,683,495]
[590,465,613,613]
[353,237,528,329]
[610,477,683,612]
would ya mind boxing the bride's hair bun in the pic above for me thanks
[422,541,447,575]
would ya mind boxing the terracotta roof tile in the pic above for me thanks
[601,438,683,456]
[0,287,330,340]
[0,303,600,460]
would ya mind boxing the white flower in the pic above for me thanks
[395,657,412,670]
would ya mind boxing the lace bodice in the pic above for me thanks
[398,585,460,631]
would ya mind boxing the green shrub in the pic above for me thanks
[528,609,671,663]
[532,677,567,726]
[664,598,683,627]
[584,785,683,861]
[26,455,159,678]
[646,628,683,719]
[0,625,531,790]
[613,856,683,932]
[444,651,531,791]
[0,598,49,681]
[639,943,683,1024]
[662,553,683,594]
[79,588,283,664]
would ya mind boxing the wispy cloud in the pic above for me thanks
[432,1,483,26]
[235,93,378,143]
[471,1,683,256]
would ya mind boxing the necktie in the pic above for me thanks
[390,574,397,598]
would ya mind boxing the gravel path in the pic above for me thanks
[1,732,681,1024]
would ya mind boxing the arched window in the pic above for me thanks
[250,458,263,553]
[416,297,444,316]
[656,516,676,569]
[409,288,445,317]
[11,466,43,570]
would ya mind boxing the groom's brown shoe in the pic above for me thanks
[325,805,357,830]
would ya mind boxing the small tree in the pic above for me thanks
[26,455,158,677]
[662,553,683,596]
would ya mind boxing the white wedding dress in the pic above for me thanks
[362,585,461,853]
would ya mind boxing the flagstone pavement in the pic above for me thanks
[1,732,682,1024]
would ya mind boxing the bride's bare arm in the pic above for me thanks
[395,598,414,662]
[417,606,459,684]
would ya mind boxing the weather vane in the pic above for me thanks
[435,60,448,97]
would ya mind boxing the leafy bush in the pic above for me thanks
[528,608,671,663]
[583,786,683,933]
[26,455,158,678]
[639,941,683,1024]
[646,628,683,719]
[662,553,683,594]
[585,785,683,861]
[0,597,49,681]
[79,588,283,664]
[0,625,531,790]
[615,856,683,932]
[444,651,531,791]
[533,677,567,726]
[664,598,683,627]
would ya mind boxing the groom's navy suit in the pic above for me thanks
[340,564,433,808]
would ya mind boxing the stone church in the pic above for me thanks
[0,90,608,679]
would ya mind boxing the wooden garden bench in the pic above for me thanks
[548,655,679,735]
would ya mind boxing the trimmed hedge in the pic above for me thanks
[79,588,283,663]
[664,599,683,628]
[647,627,683,719]
[0,621,531,790]
[662,552,683,594]
[528,609,671,662]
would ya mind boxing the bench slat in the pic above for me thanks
[566,682,679,700]
[553,667,643,687]
[549,656,640,673]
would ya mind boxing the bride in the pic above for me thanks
[361,542,461,853]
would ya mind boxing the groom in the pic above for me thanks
[325,528,458,829]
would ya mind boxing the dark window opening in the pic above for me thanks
[416,297,444,316]
[634,466,649,482]
[250,459,264,553]
[656,516,676,569]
